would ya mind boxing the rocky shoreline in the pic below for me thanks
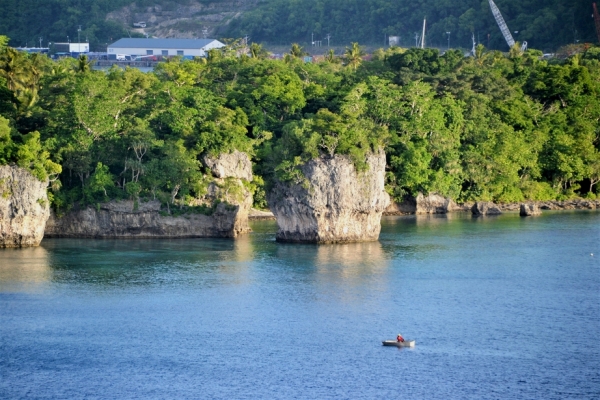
[382,193,599,215]
[248,198,600,220]
[44,199,251,239]
[1,160,598,248]
[45,151,255,239]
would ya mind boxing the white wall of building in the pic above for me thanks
[69,43,89,52]
[107,40,223,57]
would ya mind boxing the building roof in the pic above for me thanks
[108,38,222,49]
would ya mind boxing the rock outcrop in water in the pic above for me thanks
[45,152,253,238]
[267,150,390,243]
[520,203,542,216]
[0,165,49,248]
[472,201,502,216]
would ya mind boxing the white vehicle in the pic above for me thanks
[133,22,147,28]
[116,54,128,61]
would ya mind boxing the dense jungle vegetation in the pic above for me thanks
[0,0,595,52]
[1,35,599,213]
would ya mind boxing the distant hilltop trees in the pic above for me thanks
[0,0,594,52]
[225,0,595,52]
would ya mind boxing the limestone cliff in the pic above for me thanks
[0,165,49,248]
[45,198,248,238]
[203,150,253,181]
[384,192,467,215]
[267,150,390,243]
[46,152,253,239]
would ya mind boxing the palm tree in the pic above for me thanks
[0,47,29,91]
[289,43,308,59]
[77,55,93,73]
[474,44,488,66]
[27,53,49,90]
[17,87,38,115]
[344,42,364,71]
[509,42,524,59]
[250,43,268,59]
[0,35,8,51]
[206,48,222,63]
[325,49,337,63]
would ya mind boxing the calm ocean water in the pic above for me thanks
[1,211,599,399]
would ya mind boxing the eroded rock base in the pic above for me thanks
[268,151,390,244]
[0,166,49,248]
[45,199,250,238]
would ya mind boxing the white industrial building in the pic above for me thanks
[107,38,225,59]
[52,42,90,54]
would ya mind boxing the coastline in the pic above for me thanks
[248,199,600,220]
[382,198,600,216]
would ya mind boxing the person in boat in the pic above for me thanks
[396,333,404,342]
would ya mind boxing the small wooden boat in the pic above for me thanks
[382,340,415,347]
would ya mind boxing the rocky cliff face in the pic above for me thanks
[107,1,260,39]
[414,192,464,214]
[0,165,49,248]
[45,199,248,238]
[46,152,253,239]
[267,150,390,243]
[203,150,253,181]
[384,192,466,215]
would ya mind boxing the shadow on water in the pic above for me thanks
[2,237,256,289]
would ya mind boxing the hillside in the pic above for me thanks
[0,0,595,52]
[106,0,259,40]
[225,0,596,52]
[0,0,258,51]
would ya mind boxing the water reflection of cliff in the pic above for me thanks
[274,241,389,275]
[310,242,390,283]
[232,234,254,263]
[315,241,387,272]
[315,242,390,306]
[0,247,51,291]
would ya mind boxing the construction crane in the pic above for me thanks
[488,0,527,51]
[593,3,600,43]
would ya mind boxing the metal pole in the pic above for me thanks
[421,18,426,48]
[446,31,450,50]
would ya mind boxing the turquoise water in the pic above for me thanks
[1,211,599,399]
